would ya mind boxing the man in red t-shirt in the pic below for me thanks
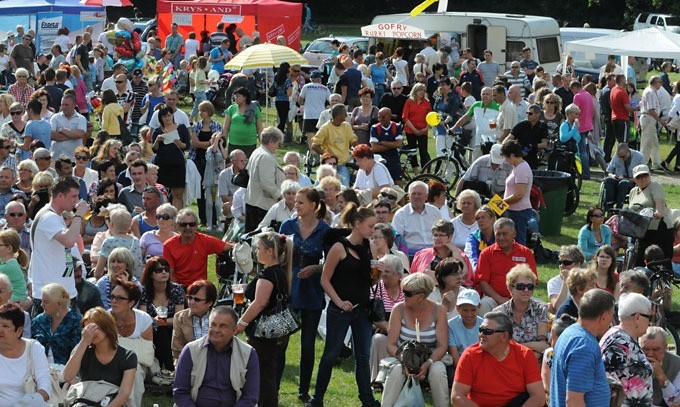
[610,74,638,148]
[451,312,545,406]
[163,208,233,287]
[475,218,537,315]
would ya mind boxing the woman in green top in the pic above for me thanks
[222,87,263,157]
[0,229,28,302]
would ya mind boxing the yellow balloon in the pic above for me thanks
[410,0,438,17]
[426,111,441,126]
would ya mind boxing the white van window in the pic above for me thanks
[657,18,665,27]
[637,13,649,23]
[536,37,561,64]
[668,17,680,26]
[506,41,526,63]
[650,16,658,25]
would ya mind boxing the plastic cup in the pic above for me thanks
[156,306,168,323]
[232,284,245,304]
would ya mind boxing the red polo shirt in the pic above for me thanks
[475,242,537,298]
[610,86,631,121]
[163,233,227,287]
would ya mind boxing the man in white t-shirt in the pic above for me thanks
[184,32,200,61]
[299,70,331,147]
[148,90,190,130]
[29,177,88,314]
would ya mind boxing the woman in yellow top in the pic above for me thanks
[101,89,124,139]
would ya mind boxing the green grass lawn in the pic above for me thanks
[140,47,680,406]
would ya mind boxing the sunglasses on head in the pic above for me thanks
[479,327,506,335]
[512,283,535,291]
[156,214,172,220]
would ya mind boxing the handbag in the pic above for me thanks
[253,270,300,339]
[369,285,386,323]
[117,115,132,146]
[65,380,121,407]
[22,339,37,394]
[397,340,432,374]
[267,85,277,97]
[231,168,249,188]
[393,375,425,407]
[618,207,652,239]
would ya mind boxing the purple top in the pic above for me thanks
[173,337,260,407]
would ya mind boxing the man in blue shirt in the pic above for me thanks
[209,39,232,75]
[550,289,615,407]
[602,142,645,210]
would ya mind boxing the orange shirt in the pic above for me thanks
[401,98,432,134]
[455,341,542,406]
[475,242,537,298]
[163,233,227,287]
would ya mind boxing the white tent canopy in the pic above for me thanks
[564,27,680,59]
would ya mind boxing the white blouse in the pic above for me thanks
[0,339,51,406]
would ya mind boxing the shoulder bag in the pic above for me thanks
[231,168,249,188]
[22,339,37,394]
[253,270,300,339]
[65,380,121,407]
[369,284,386,323]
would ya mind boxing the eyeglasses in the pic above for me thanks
[512,283,535,291]
[115,80,125,84]
[638,313,652,320]
[403,290,419,297]
[479,327,506,335]
[75,155,88,161]
[558,259,575,266]
[10,111,22,115]
[6,212,25,217]
[187,295,207,303]
[110,294,130,302]
[178,222,197,228]
[156,214,172,220]
[380,191,397,200]
[153,266,169,274]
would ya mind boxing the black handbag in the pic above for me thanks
[252,270,301,339]
[618,207,652,239]
[267,85,277,97]
[397,340,432,374]
[117,115,132,145]
[369,285,386,323]
[231,168,249,188]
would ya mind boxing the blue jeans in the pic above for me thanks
[311,304,377,406]
[507,208,534,246]
[336,164,350,187]
[579,131,590,179]
[373,85,385,106]
[190,91,207,120]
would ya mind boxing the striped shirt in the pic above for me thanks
[640,86,660,114]
[370,280,404,313]
[398,303,438,347]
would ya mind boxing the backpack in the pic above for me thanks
[529,184,546,211]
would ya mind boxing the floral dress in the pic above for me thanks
[600,326,653,406]
[139,282,186,318]
[493,297,549,344]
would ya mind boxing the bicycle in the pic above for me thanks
[644,259,680,355]
[306,21,327,36]
[398,147,419,182]
[545,145,582,216]
[420,127,475,185]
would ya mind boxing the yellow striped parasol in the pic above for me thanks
[225,43,308,69]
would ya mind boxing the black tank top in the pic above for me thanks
[331,238,372,308]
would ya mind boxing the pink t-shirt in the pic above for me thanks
[573,90,594,132]
[504,161,533,211]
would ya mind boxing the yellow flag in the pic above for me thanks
[410,0,438,17]
[487,194,509,216]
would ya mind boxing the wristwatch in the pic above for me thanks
[662,379,671,389]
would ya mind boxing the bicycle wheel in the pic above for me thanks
[314,24,328,36]
[564,180,580,216]
[408,174,454,203]
[421,156,460,184]
[664,322,680,355]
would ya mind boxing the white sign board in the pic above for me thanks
[221,15,244,24]
[173,13,192,27]
[361,23,426,39]
[80,11,106,22]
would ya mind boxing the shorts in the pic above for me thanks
[303,119,318,133]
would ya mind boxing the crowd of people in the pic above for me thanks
[0,19,678,407]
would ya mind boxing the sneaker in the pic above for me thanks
[217,225,224,233]
[206,225,213,232]
[660,162,672,173]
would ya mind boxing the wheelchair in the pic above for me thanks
[598,177,632,217]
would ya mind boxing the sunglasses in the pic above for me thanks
[179,222,197,228]
[10,111,22,115]
[327,162,338,166]
[558,259,575,266]
[479,327,506,335]
[153,266,169,274]
[115,80,125,84]
[591,213,604,218]
[75,155,88,161]
[186,295,207,303]
[403,290,419,297]
[512,283,535,291]
[380,191,397,200]
[156,214,172,220]
[526,112,535,116]
[6,212,25,217]
[544,101,556,104]
[110,294,129,302]
[391,87,403,90]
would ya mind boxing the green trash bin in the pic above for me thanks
[533,170,571,236]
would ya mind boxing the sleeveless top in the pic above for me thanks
[84,218,107,240]
[135,213,158,235]
[330,237,372,308]
[399,303,438,348]
[370,64,387,86]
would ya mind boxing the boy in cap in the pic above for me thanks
[448,289,483,366]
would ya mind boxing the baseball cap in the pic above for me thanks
[633,164,650,178]
[490,143,504,165]
[132,68,143,76]
[457,289,480,306]
[310,70,323,79]
[6,31,14,38]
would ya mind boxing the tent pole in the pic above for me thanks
[265,69,269,123]
[621,54,628,81]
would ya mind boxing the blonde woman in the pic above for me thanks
[14,159,38,195]
[95,247,141,310]
[31,283,81,364]
[28,170,54,219]
[402,82,432,173]
[541,92,564,141]
[0,93,16,126]
[93,138,124,174]
[7,68,33,109]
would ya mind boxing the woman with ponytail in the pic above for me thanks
[309,203,381,407]
[0,229,28,302]
[235,230,294,407]
[279,186,330,403]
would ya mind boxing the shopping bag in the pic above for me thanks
[394,376,425,407]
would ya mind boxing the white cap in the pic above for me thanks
[457,289,481,306]
[490,143,504,165]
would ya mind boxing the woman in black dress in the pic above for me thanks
[190,100,223,227]
[152,105,189,209]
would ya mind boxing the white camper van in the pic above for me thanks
[365,12,562,72]
[559,27,621,69]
